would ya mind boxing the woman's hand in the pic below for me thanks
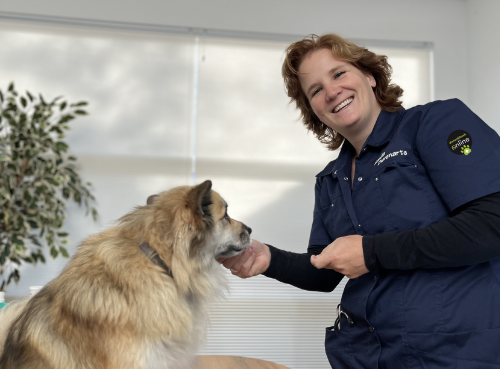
[218,239,271,278]
[310,235,369,279]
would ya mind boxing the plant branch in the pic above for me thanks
[16,157,29,187]
[0,83,96,290]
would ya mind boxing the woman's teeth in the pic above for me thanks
[334,97,354,113]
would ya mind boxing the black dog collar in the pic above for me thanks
[139,242,173,279]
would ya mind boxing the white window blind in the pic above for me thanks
[0,19,432,369]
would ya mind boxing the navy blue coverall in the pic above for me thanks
[309,99,500,368]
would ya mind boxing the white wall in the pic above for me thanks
[465,0,500,129]
[1,0,469,105]
[5,0,499,129]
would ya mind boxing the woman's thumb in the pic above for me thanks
[310,254,326,269]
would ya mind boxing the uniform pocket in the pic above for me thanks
[376,161,432,231]
[406,328,500,367]
[321,195,356,240]
[325,326,351,349]
[325,327,354,369]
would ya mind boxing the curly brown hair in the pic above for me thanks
[282,34,404,151]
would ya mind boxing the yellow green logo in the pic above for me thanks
[447,130,472,156]
[461,145,471,155]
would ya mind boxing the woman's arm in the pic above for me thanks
[363,191,500,271]
[263,245,345,292]
[219,240,345,293]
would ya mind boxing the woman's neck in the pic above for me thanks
[344,106,382,157]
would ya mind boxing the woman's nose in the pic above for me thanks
[325,83,341,101]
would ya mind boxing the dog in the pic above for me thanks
[0,180,252,369]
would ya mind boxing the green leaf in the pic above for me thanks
[59,247,69,258]
[20,97,27,108]
[26,91,34,102]
[28,220,39,229]
[31,253,39,262]
[72,101,88,107]
[7,270,20,285]
[0,244,10,265]
[74,110,87,115]
[60,101,67,110]
[27,235,42,247]
[49,126,63,134]
[45,178,59,186]
[8,82,14,92]
[22,256,33,264]
[50,247,58,258]
[58,115,75,124]
[51,96,63,105]
[12,236,24,247]
[55,142,68,152]
[57,232,68,237]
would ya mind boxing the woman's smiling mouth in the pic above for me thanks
[333,97,354,113]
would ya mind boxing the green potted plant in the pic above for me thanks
[0,83,98,291]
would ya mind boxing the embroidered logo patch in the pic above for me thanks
[447,130,472,155]
[374,150,408,166]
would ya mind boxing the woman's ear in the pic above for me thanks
[366,73,376,88]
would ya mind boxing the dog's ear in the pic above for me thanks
[188,180,213,226]
[147,194,159,205]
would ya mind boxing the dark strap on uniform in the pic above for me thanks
[139,242,173,278]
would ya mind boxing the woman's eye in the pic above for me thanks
[334,71,345,79]
[312,87,322,97]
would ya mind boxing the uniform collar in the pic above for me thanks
[364,108,406,148]
[316,108,406,177]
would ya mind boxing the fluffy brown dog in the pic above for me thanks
[0,180,251,369]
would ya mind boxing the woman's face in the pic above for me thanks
[298,48,380,140]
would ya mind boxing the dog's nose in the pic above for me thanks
[246,225,252,235]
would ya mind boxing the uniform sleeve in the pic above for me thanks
[416,99,500,211]
[308,177,334,246]
[362,191,500,270]
[262,244,344,292]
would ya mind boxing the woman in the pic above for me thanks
[220,34,500,368]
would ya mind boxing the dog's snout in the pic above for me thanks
[244,224,252,235]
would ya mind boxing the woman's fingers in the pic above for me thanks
[238,248,257,278]
[219,239,270,279]
[228,247,254,275]
[221,246,253,271]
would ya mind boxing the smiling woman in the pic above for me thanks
[219,33,500,369]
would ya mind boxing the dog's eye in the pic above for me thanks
[223,213,230,222]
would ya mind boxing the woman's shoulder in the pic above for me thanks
[399,99,474,130]
[316,159,337,178]
[406,98,468,115]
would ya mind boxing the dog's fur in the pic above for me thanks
[0,180,251,369]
